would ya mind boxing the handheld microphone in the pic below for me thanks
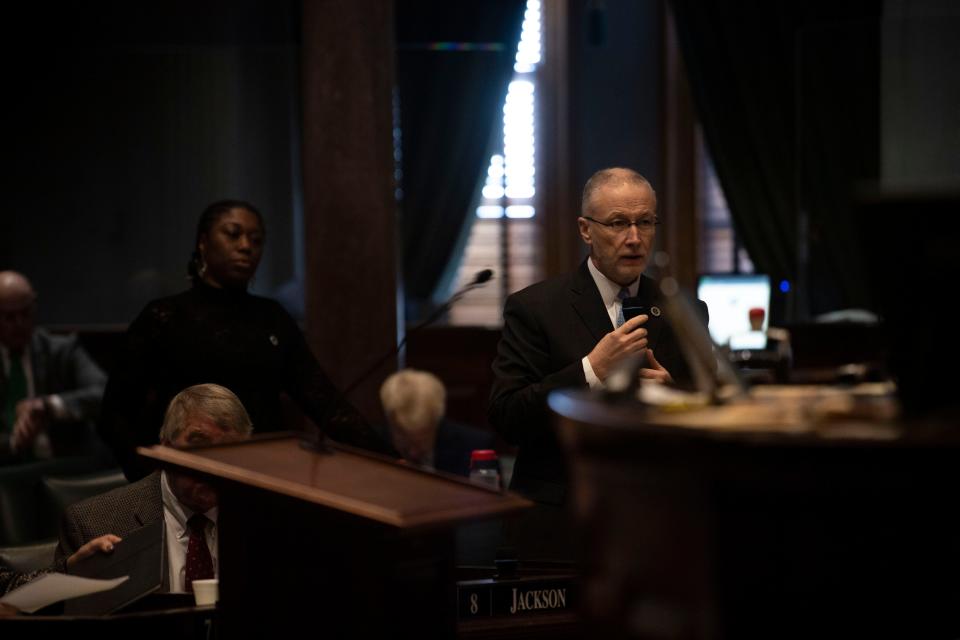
[340,269,495,397]
[621,296,649,372]
[621,297,647,323]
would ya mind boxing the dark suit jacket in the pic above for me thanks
[489,259,707,505]
[1,328,107,457]
[53,472,161,581]
[434,420,496,478]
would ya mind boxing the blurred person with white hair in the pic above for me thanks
[380,369,493,477]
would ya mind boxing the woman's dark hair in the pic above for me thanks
[187,200,266,281]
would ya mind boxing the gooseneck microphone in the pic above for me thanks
[472,268,494,285]
[340,269,495,398]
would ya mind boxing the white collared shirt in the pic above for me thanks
[581,258,639,389]
[160,470,219,593]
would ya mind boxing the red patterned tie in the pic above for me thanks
[185,514,214,592]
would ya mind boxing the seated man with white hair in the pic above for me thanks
[53,383,252,593]
[380,369,493,477]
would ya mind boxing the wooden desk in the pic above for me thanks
[456,563,581,640]
[550,387,960,639]
[141,434,531,639]
[1,601,213,638]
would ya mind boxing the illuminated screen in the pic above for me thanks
[697,274,771,350]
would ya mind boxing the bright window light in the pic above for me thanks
[514,1,542,72]
[476,205,505,219]
[482,185,505,199]
[506,205,535,218]
[477,0,540,219]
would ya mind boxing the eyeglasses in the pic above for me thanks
[582,216,660,235]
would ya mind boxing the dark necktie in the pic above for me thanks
[2,354,27,432]
[185,514,214,592]
[615,287,630,328]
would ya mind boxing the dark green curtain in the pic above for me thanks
[669,0,881,317]
[797,20,880,313]
[395,1,525,318]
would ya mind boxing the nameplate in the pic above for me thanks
[457,576,577,619]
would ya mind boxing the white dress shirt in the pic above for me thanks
[580,258,639,389]
[160,470,219,593]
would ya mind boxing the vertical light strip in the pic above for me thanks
[477,0,541,218]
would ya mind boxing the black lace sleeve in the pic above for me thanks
[1,566,51,596]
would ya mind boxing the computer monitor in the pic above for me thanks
[697,274,771,350]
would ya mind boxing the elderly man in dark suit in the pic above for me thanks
[0,271,107,460]
[53,383,252,593]
[490,168,707,514]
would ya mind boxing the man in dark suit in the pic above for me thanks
[53,383,252,593]
[490,168,707,511]
[0,271,107,460]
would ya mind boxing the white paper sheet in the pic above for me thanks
[0,573,128,613]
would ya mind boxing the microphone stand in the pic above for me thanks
[340,271,494,398]
[301,271,493,456]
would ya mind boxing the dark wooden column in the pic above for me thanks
[301,0,399,424]
[660,2,699,291]
[538,0,582,278]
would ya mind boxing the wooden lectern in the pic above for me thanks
[550,388,960,639]
[140,433,531,639]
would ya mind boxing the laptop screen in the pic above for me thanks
[697,274,771,350]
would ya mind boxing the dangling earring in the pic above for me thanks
[197,256,207,279]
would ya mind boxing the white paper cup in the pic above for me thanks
[192,579,219,606]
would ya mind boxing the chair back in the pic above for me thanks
[0,539,58,572]
[42,469,128,521]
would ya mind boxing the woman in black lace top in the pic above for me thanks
[99,201,385,480]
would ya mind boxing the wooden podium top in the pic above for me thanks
[138,434,530,529]
[549,384,960,449]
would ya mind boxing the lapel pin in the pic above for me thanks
[651,306,661,317]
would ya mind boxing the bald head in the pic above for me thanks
[581,167,656,217]
[0,271,37,351]
[0,272,35,305]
